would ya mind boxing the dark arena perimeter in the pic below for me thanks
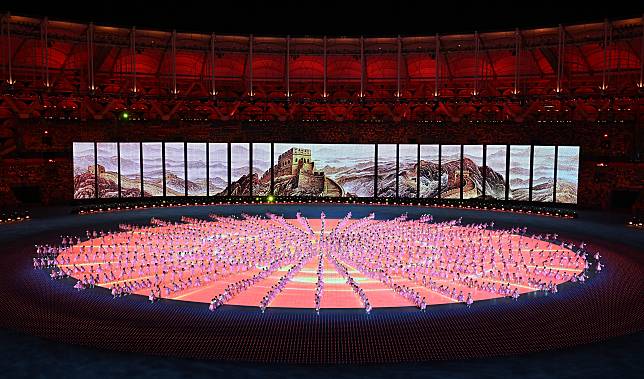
[0,203,642,365]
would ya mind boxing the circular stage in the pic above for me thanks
[0,204,642,364]
[54,213,584,311]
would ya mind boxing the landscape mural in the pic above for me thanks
[208,143,228,196]
[187,143,207,196]
[72,142,580,203]
[142,142,163,196]
[270,144,375,197]
[556,146,580,203]
[119,143,142,197]
[377,144,397,197]
[419,144,440,198]
[96,142,118,199]
[485,145,507,200]
[532,146,556,202]
[508,145,532,201]
[72,142,96,199]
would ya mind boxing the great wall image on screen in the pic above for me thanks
[73,144,578,202]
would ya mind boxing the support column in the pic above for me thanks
[172,30,177,95]
[286,35,290,98]
[556,25,564,93]
[601,20,609,91]
[474,31,479,96]
[249,34,254,96]
[640,14,644,88]
[130,27,137,93]
[211,33,216,97]
[360,36,365,98]
[434,33,440,97]
[323,36,327,98]
[87,23,95,91]
[41,17,50,87]
[514,28,521,95]
[6,13,13,85]
[162,142,167,197]
[396,35,401,98]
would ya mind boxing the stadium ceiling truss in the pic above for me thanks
[0,14,642,123]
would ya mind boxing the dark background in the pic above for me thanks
[4,0,643,36]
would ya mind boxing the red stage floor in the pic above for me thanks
[55,215,584,309]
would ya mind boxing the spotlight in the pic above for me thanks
[267,195,275,202]
[121,112,129,120]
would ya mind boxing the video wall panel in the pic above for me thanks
[508,145,531,201]
[556,146,580,204]
[230,143,251,196]
[532,146,556,202]
[209,143,228,196]
[398,144,418,198]
[142,142,163,197]
[72,142,580,204]
[187,143,207,196]
[96,143,118,198]
[440,145,461,199]
[419,144,439,198]
[119,143,141,197]
[485,145,507,200]
[462,145,483,199]
[377,144,397,197]
[73,142,96,199]
[165,143,186,196]
[253,143,271,196]
[273,144,375,197]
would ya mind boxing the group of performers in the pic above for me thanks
[34,211,595,313]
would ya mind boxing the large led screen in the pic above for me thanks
[252,143,271,196]
[440,145,461,199]
[230,143,250,196]
[377,144,397,197]
[142,142,163,197]
[119,142,141,197]
[209,143,228,196]
[485,145,507,200]
[462,145,484,199]
[96,142,118,198]
[73,142,96,199]
[509,145,531,201]
[532,146,555,202]
[273,144,375,197]
[398,144,418,198]
[165,143,186,196]
[556,146,580,204]
[187,143,207,196]
[419,144,439,198]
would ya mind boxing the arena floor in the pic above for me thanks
[0,204,642,366]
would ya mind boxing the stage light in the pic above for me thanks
[121,112,129,120]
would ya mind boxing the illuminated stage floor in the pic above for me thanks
[56,215,584,310]
[2,204,642,364]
